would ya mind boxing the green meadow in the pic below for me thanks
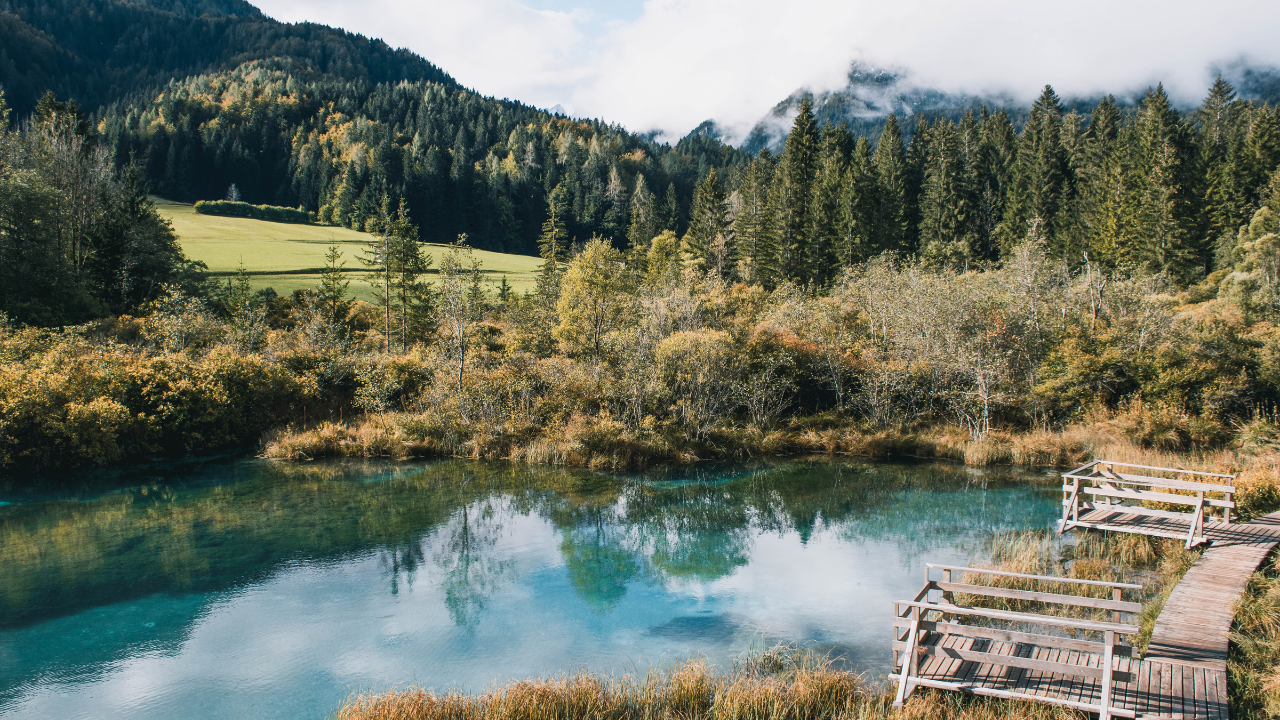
[155,198,541,300]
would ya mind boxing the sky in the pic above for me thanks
[252,0,1280,144]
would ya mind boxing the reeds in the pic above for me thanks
[331,649,1082,720]
[1229,553,1280,718]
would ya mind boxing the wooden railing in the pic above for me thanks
[1059,460,1236,548]
[891,564,1142,720]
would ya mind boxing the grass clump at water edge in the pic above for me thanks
[332,646,1084,720]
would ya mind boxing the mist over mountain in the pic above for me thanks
[717,61,1280,154]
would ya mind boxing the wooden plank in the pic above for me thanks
[926,563,1143,589]
[1069,520,1203,543]
[1080,485,1235,510]
[901,620,1134,657]
[1091,460,1235,480]
[936,581,1142,612]
[895,600,1140,634]
[895,643,1107,679]
[890,676,1139,718]
[1065,471,1234,495]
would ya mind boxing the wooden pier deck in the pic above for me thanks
[894,503,1280,717]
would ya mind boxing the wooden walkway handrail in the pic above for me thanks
[1064,471,1235,495]
[892,567,1138,720]
[1060,460,1236,546]
[1090,460,1236,480]
[894,599,1140,634]
[926,563,1143,589]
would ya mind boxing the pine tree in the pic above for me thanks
[836,137,877,266]
[1126,85,1201,280]
[775,95,819,283]
[626,173,657,267]
[732,156,778,285]
[536,184,571,302]
[1002,86,1070,256]
[903,115,932,254]
[317,245,353,325]
[873,114,908,254]
[918,120,975,269]
[975,108,1017,260]
[658,183,680,233]
[684,168,730,276]
[808,123,852,285]
[1199,77,1242,245]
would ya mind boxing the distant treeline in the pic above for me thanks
[677,79,1280,288]
[194,199,314,224]
[98,60,748,254]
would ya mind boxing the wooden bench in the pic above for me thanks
[891,564,1142,720]
[1059,460,1237,548]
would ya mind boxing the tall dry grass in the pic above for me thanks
[331,650,1083,720]
[1230,552,1280,719]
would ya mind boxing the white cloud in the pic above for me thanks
[253,0,1280,144]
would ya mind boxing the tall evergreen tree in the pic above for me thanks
[1002,85,1070,255]
[872,114,908,254]
[684,168,731,277]
[918,120,975,269]
[732,156,777,285]
[1125,84,1201,279]
[836,137,877,266]
[775,95,820,284]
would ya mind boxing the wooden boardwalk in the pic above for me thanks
[1084,506,1280,673]
[895,507,1280,718]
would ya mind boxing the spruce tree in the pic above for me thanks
[684,168,731,276]
[732,157,778,285]
[317,245,353,326]
[808,124,852,284]
[975,108,1017,260]
[1002,85,1070,256]
[776,95,820,283]
[836,137,877,265]
[871,114,909,255]
[1199,77,1242,245]
[1127,84,1201,280]
[918,120,975,269]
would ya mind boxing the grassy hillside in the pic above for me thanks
[155,198,541,300]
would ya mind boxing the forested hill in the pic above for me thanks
[0,0,751,254]
[97,61,750,254]
[0,0,456,117]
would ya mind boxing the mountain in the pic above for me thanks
[0,0,456,118]
[0,0,751,255]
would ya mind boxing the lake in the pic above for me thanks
[0,457,1059,719]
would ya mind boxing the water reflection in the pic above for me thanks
[0,457,1057,719]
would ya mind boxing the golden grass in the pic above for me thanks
[1230,552,1280,718]
[331,651,1083,720]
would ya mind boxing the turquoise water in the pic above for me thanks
[0,457,1059,719]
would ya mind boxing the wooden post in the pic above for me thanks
[1225,489,1233,526]
[1186,491,1205,549]
[1061,474,1080,533]
[1112,587,1122,625]
[1100,630,1115,720]
[894,605,920,708]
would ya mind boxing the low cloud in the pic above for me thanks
[254,0,1280,144]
